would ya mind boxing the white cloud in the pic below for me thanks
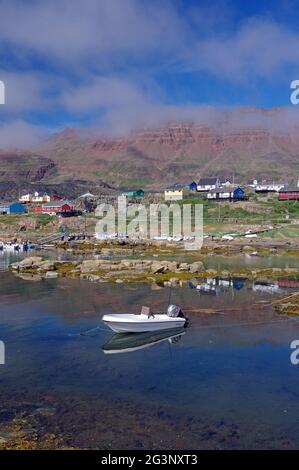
[0,0,184,64]
[1,1,299,142]
[0,71,50,112]
[0,120,48,148]
[190,19,299,80]
[62,76,147,112]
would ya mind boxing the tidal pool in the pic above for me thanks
[1,257,299,449]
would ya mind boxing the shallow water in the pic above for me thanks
[1,255,299,449]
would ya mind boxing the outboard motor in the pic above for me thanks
[167,304,188,326]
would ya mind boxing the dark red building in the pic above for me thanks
[34,200,74,214]
[278,189,299,200]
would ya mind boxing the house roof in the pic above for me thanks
[208,188,234,194]
[43,200,73,207]
[198,177,219,185]
[166,183,187,190]
[279,188,299,192]
[0,202,26,210]
[219,178,231,183]
[127,189,144,193]
[79,192,95,198]
[208,186,244,194]
[0,201,24,207]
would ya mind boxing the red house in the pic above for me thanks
[34,200,74,214]
[278,189,299,200]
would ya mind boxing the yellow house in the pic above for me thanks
[164,188,189,201]
[19,193,32,203]
[42,194,51,203]
[32,192,51,203]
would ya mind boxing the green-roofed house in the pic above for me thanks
[126,189,144,198]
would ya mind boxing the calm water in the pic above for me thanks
[1,252,299,448]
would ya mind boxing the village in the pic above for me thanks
[0,176,299,249]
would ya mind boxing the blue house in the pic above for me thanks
[0,202,27,214]
[233,187,245,200]
[207,186,245,201]
[189,181,197,191]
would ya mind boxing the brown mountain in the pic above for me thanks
[37,122,299,188]
[1,112,299,199]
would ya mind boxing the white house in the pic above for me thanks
[197,177,220,192]
[219,179,232,187]
[207,188,234,200]
[255,183,285,193]
[248,179,258,188]
[207,187,245,201]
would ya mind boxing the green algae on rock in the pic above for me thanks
[272,293,299,315]
[9,256,299,285]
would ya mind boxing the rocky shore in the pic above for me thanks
[272,292,299,315]
[9,255,299,285]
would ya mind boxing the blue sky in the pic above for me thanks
[1,0,299,146]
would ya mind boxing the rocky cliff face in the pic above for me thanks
[0,151,56,182]
[38,122,299,187]
[1,113,299,194]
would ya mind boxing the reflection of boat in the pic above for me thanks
[102,304,187,333]
[102,328,186,354]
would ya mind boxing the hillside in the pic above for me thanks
[1,111,299,199]
[37,122,299,188]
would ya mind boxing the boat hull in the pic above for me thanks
[102,315,186,333]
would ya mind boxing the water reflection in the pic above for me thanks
[102,328,186,354]
[2,254,299,448]
[189,277,299,297]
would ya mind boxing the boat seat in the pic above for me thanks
[141,306,154,318]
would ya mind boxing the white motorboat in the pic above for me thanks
[102,304,188,334]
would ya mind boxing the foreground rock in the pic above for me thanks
[272,293,299,315]
[9,256,299,285]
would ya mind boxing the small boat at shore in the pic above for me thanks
[102,304,188,334]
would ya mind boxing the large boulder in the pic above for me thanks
[150,260,178,274]
[37,260,55,271]
[18,256,44,269]
[189,261,204,273]
[177,262,190,272]
[80,259,105,273]
[150,262,166,274]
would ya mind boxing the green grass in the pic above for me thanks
[35,214,54,226]
[0,214,24,224]
[260,224,299,239]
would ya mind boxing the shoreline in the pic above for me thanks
[9,253,299,285]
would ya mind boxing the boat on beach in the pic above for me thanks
[102,304,188,333]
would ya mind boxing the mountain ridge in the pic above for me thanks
[1,111,299,197]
